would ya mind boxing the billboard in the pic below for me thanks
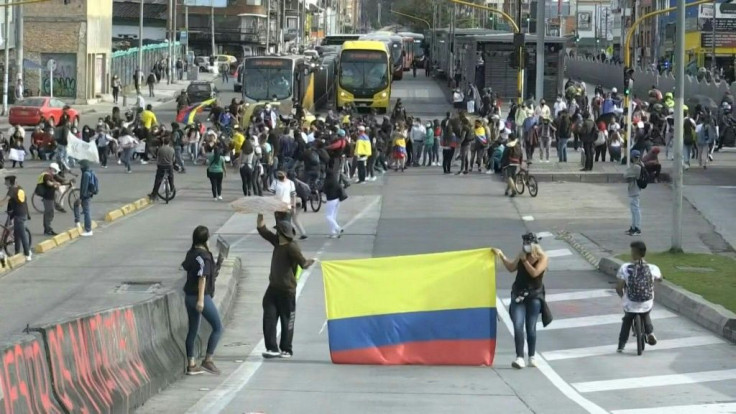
[182,0,227,6]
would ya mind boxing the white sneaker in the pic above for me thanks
[217,196,223,200]
[25,253,32,262]
[140,160,148,165]
[81,231,93,237]
[512,357,526,369]
[485,170,493,175]
[528,356,537,367]
[262,350,281,359]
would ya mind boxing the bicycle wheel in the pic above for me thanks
[515,172,526,194]
[31,193,43,214]
[527,175,539,197]
[310,191,322,212]
[66,188,80,211]
[156,176,177,202]
[635,315,645,355]
[1,227,12,256]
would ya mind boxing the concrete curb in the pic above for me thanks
[533,171,672,183]
[0,259,242,413]
[560,231,736,344]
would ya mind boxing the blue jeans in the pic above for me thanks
[509,298,542,358]
[683,144,692,166]
[557,138,569,162]
[73,197,92,232]
[122,147,134,171]
[184,294,223,358]
[629,195,641,230]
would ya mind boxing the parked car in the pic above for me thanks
[187,81,218,104]
[8,97,79,127]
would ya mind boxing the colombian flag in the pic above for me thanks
[322,248,496,366]
[176,98,217,124]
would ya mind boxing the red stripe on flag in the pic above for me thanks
[330,339,495,366]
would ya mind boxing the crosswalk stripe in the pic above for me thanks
[543,335,725,361]
[502,289,616,306]
[572,369,736,393]
[545,248,573,258]
[538,308,677,330]
[611,403,736,414]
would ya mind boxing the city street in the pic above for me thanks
[134,75,736,414]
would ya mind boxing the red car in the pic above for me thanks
[8,97,80,127]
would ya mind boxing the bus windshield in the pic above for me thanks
[413,40,425,58]
[339,50,389,91]
[243,59,293,101]
[390,42,402,66]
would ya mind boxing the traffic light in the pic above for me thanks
[623,66,634,96]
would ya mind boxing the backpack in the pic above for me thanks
[508,143,522,164]
[306,148,320,166]
[636,164,649,189]
[626,261,654,302]
[85,170,99,196]
[684,119,696,145]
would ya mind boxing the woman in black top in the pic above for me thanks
[493,233,549,370]
[181,225,224,375]
[323,173,345,238]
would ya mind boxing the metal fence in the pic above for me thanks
[111,42,182,90]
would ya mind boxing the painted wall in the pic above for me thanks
[113,25,167,41]
[40,53,78,98]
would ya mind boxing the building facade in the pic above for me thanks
[24,0,112,103]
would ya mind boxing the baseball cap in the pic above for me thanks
[630,149,641,158]
[49,163,61,173]
[337,129,346,137]
[358,125,366,131]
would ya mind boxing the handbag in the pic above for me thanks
[338,187,348,202]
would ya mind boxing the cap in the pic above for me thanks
[522,232,539,244]
[337,129,346,137]
[49,162,61,173]
[630,149,641,158]
[275,220,295,240]
[357,125,366,131]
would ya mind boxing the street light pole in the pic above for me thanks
[2,0,9,115]
[535,0,545,102]
[168,0,173,85]
[671,0,685,252]
[138,0,144,86]
[210,0,216,56]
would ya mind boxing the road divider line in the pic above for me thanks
[502,289,616,306]
[538,308,677,331]
[611,402,736,414]
[186,196,382,414]
[572,369,736,393]
[543,335,725,361]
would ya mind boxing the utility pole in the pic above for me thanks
[711,0,717,71]
[185,5,189,58]
[3,0,10,115]
[535,0,545,101]
[168,0,173,85]
[210,0,216,56]
[138,0,144,85]
[377,1,381,27]
[14,3,22,100]
[450,4,456,81]
[671,0,685,252]
[267,0,271,52]
[173,0,177,81]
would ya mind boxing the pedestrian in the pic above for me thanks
[391,125,407,172]
[456,116,472,175]
[74,160,98,237]
[625,149,644,236]
[608,126,623,163]
[683,110,696,170]
[36,163,64,235]
[555,110,572,162]
[501,133,523,197]
[594,121,608,162]
[323,173,346,238]
[256,213,315,359]
[492,233,550,369]
[615,240,662,353]
[4,175,32,261]
[537,117,555,162]
[181,225,224,375]
[422,121,435,166]
[133,68,142,95]
[641,147,661,182]
[697,115,716,169]
[288,171,309,240]
[112,75,121,104]
[176,58,184,81]
[469,119,487,172]
[206,146,226,200]
[147,71,156,98]
[171,122,187,173]
[221,63,229,83]
[148,137,175,201]
[117,128,138,173]
[580,111,597,171]
[354,125,371,183]
[95,127,116,168]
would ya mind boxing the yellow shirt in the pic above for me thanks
[232,132,245,152]
[140,110,158,129]
[394,137,406,148]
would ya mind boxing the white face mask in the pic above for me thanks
[523,245,532,253]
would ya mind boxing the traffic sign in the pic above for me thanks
[47,59,56,72]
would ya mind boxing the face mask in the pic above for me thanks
[523,245,532,253]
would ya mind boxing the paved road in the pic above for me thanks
[136,75,736,413]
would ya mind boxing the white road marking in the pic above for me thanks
[717,186,736,189]
[543,335,725,361]
[545,248,573,258]
[536,231,555,239]
[502,289,617,306]
[611,403,736,414]
[538,308,677,330]
[522,215,535,221]
[572,369,736,393]
[495,297,609,414]
[319,320,327,335]
[186,197,381,414]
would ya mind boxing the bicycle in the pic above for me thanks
[631,313,647,355]
[0,214,32,257]
[514,161,539,197]
[308,177,323,212]
[155,168,177,203]
[31,179,79,214]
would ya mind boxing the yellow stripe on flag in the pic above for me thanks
[322,248,496,320]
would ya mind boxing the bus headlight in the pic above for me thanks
[340,91,347,97]
[380,92,387,98]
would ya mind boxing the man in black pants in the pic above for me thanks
[257,214,315,359]
[580,111,597,171]
[148,137,175,201]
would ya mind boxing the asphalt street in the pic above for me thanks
[136,75,736,413]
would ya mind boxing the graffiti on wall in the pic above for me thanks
[0,339,64,414]
[41,54,77,98]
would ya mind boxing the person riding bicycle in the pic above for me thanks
[616,240,662,353]
[148,136,176,202]
[176,90,190,113]
[501,133,523,197]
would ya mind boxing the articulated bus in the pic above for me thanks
[239,56,315,117]
[400,34,415,71]
[360,33,404,80]
[399,32,426,68]
[337,40,391,113]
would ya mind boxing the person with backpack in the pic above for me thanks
[5,175,32,261]
[683,111,696,170]
[74,160,98,237]
[616,241,662,352]
[579,111,597,171]
[624,149,646,236]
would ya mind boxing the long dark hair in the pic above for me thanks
[212,145,222,165]
[191,225,210,250]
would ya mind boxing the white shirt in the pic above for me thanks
[553,100,567,118]
[270,178,296,206]
[452,91,464,103]
[617,262,662,313]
